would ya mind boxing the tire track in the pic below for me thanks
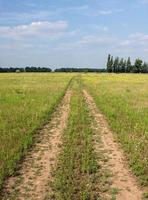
[83,89,143,200]
[1,89,72,200]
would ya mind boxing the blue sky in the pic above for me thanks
[0,0,148,68]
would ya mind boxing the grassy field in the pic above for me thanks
[0,73,147,198]
[82,74,148,186]
[0,73,73,189]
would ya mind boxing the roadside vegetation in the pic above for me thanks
[0,73,73,190]
[82,73,148,187]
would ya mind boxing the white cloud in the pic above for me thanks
[0,5,89,23]
[64,5,89,11]
[97,26,109,32]
[119,40,131,47]
[129,33,148,41]
[98,10,113,15]
[54,34,117,51]
[0,21,68,39]
[0,11,55,23]
[94,8,124,16]
[78,35,115,45]
[143,48,148,52]
[117,32,148,54]
[0,43,33,50]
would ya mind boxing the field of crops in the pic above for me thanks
[0,73,148,199]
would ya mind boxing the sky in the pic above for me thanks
[0,0,148,68]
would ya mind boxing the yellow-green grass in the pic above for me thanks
[82,73,148,186]
[0,73,74,189]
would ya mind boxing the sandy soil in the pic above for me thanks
[1,90,72,200]
[83,89,143,200]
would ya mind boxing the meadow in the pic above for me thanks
[0,73,147,199]
[0,73,73,189]
[82,74,148,186]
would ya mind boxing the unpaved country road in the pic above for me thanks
[1,90,72,200]
[83,89,143,200]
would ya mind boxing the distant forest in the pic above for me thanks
[107,54,148,73]
[0,67,106,73]
[0,55,148,73]
[0,67,52,73]
[54,68,106,72]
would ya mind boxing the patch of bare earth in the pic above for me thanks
[1,90,72,200]
[83,89,143,200]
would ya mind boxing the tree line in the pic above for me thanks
[0,67,52,73]
[107,54,148,73]
[54,68,106,72]
[0,67,106,73]
[1,57,148,73]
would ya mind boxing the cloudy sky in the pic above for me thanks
[0,0,148,68]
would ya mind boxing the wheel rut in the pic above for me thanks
[1,90,72,200]
[83,89,143,200]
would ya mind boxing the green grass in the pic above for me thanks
[1,73,147,197]
[51,76,101,200]
[0,73,74,190]
[82,73,148,186]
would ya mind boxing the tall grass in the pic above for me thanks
[82,73,148,186]
[0,73,73,190]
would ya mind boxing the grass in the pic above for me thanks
[0,73,74,190]
[82,73,148,186]
[51,76,102,200]
[1,73,147,198]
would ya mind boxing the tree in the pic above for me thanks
[119,58,125,73]
[118,58,123,73]
[113,57,119,73]
[110,56,114,72]
[141,62,148,73]
[134,58,143,73]
[107,54,113,72]
[107,54,110,71]
[106,54,148,73]
[126,57,131,72]
[123,59,127,72]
